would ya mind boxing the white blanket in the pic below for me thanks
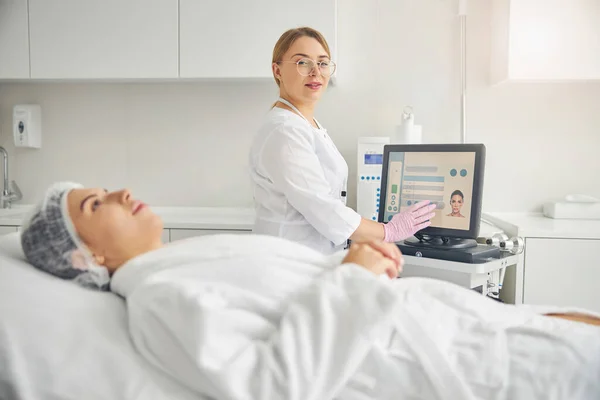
[110,234,600,400]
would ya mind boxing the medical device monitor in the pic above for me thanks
[364,153,383,165]
[378,144,486,240]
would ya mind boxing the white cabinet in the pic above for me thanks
[491,0,600,83]
[179,0,337,79]
[28,0,179,79]
[0,0,30,78]
[0,226,18,236]
[4,0,337,80]
[524,238,600,313]
[170,228,251,241]
[0,225,251,242]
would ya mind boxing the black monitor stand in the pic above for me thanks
[398,233,499,263]
[405,233,478,250]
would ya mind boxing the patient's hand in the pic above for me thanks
[342,241,403,279]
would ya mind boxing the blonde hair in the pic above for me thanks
[272,26,332,88]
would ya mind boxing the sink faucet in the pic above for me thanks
[0,146,22,209]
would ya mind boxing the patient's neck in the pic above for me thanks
[107,240,164,275]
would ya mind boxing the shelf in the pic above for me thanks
[403,253,519,274]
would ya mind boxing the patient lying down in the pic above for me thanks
[21,183,600,400]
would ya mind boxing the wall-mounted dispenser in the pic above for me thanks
[13,104,42,148]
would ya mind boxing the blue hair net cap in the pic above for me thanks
[20,182,110,291]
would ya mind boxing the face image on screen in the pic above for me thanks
[382,152,476,231]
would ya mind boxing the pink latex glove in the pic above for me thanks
[383,200,437,242]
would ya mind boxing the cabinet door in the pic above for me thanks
[524,238,600,313]
[492,0,600,82]
[0,0,29,78]
[170,229,251,242]
[29,0,178,79]
[0,226,18,236]
[179,0,336,78]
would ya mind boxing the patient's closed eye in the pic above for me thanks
[91,199,101,211]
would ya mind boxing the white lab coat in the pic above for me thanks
[249,106,361,254]
[110,234,600,400]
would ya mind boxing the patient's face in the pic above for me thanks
[67,188,163,273]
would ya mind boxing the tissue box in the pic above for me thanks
[543,201,600,219]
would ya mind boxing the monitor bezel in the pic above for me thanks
[378,143,486,240]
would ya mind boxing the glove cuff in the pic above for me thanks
[383,223,393,242]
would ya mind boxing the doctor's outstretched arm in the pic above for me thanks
[260,125,435,245]
[350,200,437,243]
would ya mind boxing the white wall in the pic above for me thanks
[1,0,599,212]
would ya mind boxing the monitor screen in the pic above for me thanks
[364,154,383,165]
[379,144,485,239]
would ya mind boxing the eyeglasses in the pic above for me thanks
[276,58,337,77]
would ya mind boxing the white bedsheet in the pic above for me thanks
[0,233,202,400]
[111,234,600,400]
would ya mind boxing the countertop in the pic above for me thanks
[0,205,256,231]
[9,205,591,239]
[483,212,600,240]
[152,206,255,230]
